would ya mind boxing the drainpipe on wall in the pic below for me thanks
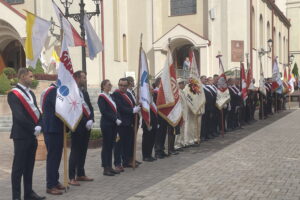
[100,0,105,80]
[250,0,253,72]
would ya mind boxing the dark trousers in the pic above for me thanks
[114,134,122,167]
[115,126,134,165]
[44,132,63,189]
[168,125,179,152]
[101,125,117,168]
[69,129,90,179]
[142,126,156,158]
[11,138,37,199]
[155,117,168,155]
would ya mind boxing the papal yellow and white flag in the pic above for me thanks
[25,11,51,68]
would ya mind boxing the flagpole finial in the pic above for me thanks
[216,51,222,58]
[140,33,143,47]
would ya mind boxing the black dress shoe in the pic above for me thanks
[168,150,179,155]
[24,191,46,200]
[103,170,115,176]
[143,157,154,162]
[161,152,169,157]
[110,168,120,174]
[149,156,157,161]
[155,154,164,159]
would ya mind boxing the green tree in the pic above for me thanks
[0,73,12,94]
[292,62,298,78]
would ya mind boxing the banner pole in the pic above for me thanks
[132,33,143,169]
[63,125,69,191]
[221,109,224,137]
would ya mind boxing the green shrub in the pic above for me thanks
[0,73,12,94]
[28,59,45,74]
[3,67,16,79]
[10,78,19,86]
[90,129,102,140]
[30,79,39,89]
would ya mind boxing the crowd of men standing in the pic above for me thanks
[7,67,289,200]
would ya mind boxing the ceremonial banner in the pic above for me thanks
[25,11,51,68]
[157,49,182,127]
[259,61,266,96]
[52,1,85,47]
[55,38,82,131]
[272,58,282,90]
[138,47,151,128]
[50,49,60,69]
[288,70,295,93]
[240,62,248,101]
[216,56,230,110]
[83,14,103,60]
[183,50,205,115]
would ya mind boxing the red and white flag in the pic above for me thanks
[215,56,230,109]
[157,48,182,127]
[271,57,282,90]
[52,1,85,47]
[55,37,82,131]
[240,62,248,101]
[246,61,254,90]
[138,47,151,128]
[259,61,266,96]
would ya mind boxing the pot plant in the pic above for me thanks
[67,129,102,149]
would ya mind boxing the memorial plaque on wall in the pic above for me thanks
[231,40,244,62]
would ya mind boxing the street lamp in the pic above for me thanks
[60,0,100,74]
[258,39,273,57]
[289,54,295,65]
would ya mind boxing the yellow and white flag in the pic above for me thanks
[25,11,51,68]
[50,49,60,69]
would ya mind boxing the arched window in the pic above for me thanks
[283,36,286,64]
[273,27,276,57]
[113,0,120,61]
[259,15,264,50]
[122,34,127,62]
[251,7,256,48]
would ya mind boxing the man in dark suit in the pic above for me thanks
[68,71,94,185]
[113,78,140,168]
[42,83,64,195]
[7,68,45,200]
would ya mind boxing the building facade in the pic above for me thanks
[0,0,292,87]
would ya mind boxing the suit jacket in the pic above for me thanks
[7,84,42,139]
[42,86,64,134]
[203,86,215,112]
[73,89,94,133]
[112,90,134,127]
[98,94,120,127]
[142,109,158,130]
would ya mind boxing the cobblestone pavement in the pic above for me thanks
[0,109,298,200]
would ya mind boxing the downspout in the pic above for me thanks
[272,5,274,66]
[250,0,253,74]
[101,0,105,80]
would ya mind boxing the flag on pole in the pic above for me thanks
[246,61,253,89]
[288,70,295,93]
[271,57,282,90]
[282,66,291,94]
[240,62,248,101]
[52,1,85,47]
[50,49,60,69]
[259,61,266,96]
[215,56,230,110]
[156,48,182,127]
[55,37,82,131]
[183,50,206,115]
[83,14,103,60]
[138,47,151,128]
[25,11,51,68]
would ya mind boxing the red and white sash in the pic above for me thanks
[150,102,157,116]
[80,91,91,118]
[99,92,117,113]
[40,86,55,112]
[116,90,133,107]
[11,88,40,124]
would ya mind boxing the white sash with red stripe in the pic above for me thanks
[99,93,117,113]
[11,88,40,124]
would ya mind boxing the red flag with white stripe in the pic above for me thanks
[240,62,248,101]
[156,48,182,127]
